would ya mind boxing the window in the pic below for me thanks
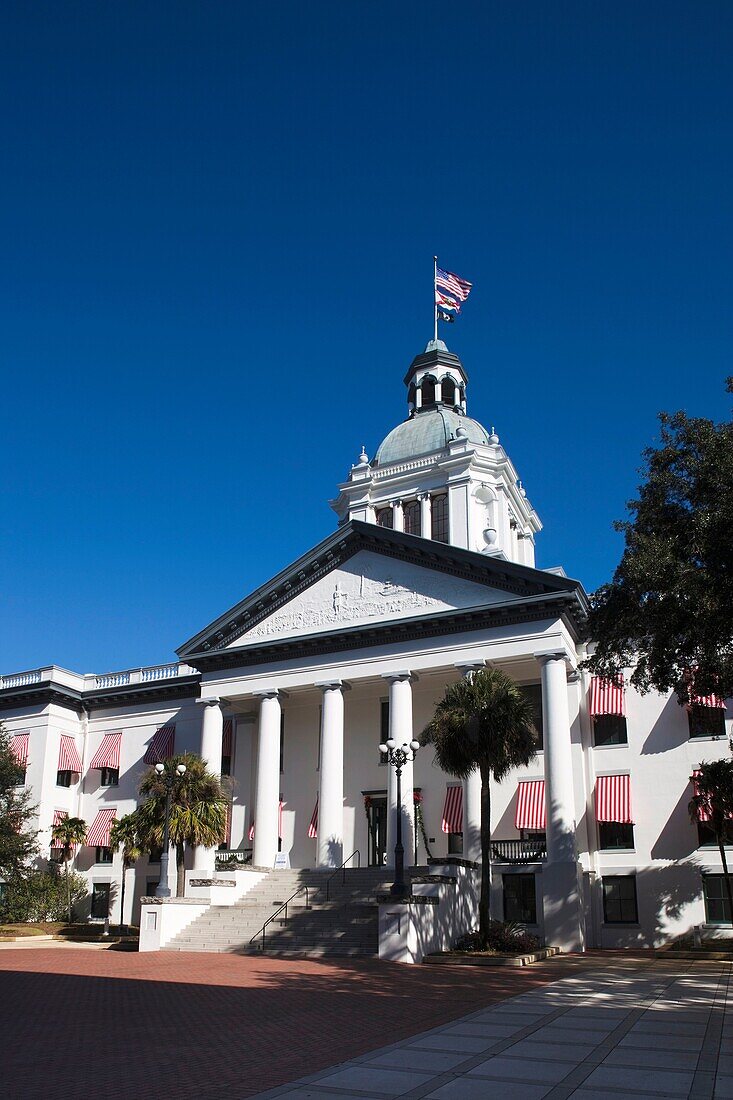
[56,769,73,787]
[12,766,26,786]
[99,767,119,787]
[221,754,231,777]
[91,883,111,919]
[602,875,638,924]
[279,714,285,774]
[703,875,732,924]
[598,822,634,850]
[376,507,393,529]
[442,377,456,406]
[431,494,449,543]
[403,500,421,536]
[698,821,733,848]
[379,699,389,763]
[421,377,436,404]
[503,873,537,923]
[688,705,726,739]
[448,832,463,855]
[520,684,543,749]
[95,846,113,865]
[594,715,628,747]
[146,881,159,898]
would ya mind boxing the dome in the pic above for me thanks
[374,406,491,466]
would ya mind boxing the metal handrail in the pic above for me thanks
[249,885,310,952]
[325,850,361,901]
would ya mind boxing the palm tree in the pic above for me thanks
[689,759,733,924]
[51,815,87,924]
[136,753,227,897]
[422,668,537,946]
[109,813,142,933]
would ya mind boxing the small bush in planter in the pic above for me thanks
[455,921,539,954]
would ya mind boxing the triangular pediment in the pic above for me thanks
[177,520,585,659]
[228,549,503,647]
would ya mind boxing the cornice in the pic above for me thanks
[0,674,201,714]
[184,590,586,674]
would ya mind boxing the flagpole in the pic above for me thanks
[433,255,438,342]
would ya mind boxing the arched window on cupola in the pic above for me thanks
[441,376,458,406]
[420,376,436,405]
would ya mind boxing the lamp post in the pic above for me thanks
[154,761,187,899]
[378,738,420,898]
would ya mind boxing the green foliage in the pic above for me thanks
[51,816,87,862]
[587,381,733,701]
[109,813,143,866]
[0,864,87,923]
[0,724,38,877]
[456,922,539,955]
[689,760,733,833]
[136,753,227,896]
[422,668,537,942]
[422,668,537,781]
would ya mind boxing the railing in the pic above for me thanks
[491,838,547,864]
[141,663,183,682]
[325,850,361,901]
[95,671,132,688]
[249,885,311,952]
[0,670,43,689]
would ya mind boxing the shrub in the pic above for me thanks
[0,864,88,923]
[455,921,540,954]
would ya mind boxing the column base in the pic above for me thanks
[542,861,586,953]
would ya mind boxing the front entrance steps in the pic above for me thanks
[163,867,400,957]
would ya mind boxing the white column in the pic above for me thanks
[453,381,461,406]
[456,662,485,863]
[435,379,443,403]
[193,698,224,874]
[539,651,585,952]
[253,691,282,869]
[418,493,431,539]
[391,499,404,532]
[384,672,415,869]
[316,681,345,868]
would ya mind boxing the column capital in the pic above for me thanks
[383,670,417,684]
[253,688,288,700]
[535,649,572,667]
[416,492,430,501]
[314,679,350,693]
[455,660,486,676]
[197,696,221,708]
[389,499,403,508]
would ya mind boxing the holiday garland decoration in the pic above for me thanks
[413,789,432,860]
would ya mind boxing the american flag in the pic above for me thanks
[436,267,472,303]
[435,290,461,313]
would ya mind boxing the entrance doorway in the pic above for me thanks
[365,794,388,866]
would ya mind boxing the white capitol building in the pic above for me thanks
[2,338,730,957]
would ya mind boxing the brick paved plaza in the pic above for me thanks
[0,947,730,1099]
[0,946,583,1099]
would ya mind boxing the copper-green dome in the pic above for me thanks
[374,406,490,466]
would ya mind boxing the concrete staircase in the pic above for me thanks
[162,867,394,957]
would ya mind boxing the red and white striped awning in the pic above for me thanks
[689,692,726,710]
[589,675,625,717]
[11,732,29,767]
[89,733,122,770]
[692,771,711,823]
[86,808,117,847]
[223,718,233,757]
[51,809,68,846]
[595,774,633,824]
[143,725,175,765]
[58,735,83,773]
[515,779,546,831]
[441,785,463,833]
[308,798,319,838]
[247,801,284,842]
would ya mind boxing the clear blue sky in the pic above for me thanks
[2,2,732,674]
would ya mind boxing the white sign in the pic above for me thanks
[273,851,291,870]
